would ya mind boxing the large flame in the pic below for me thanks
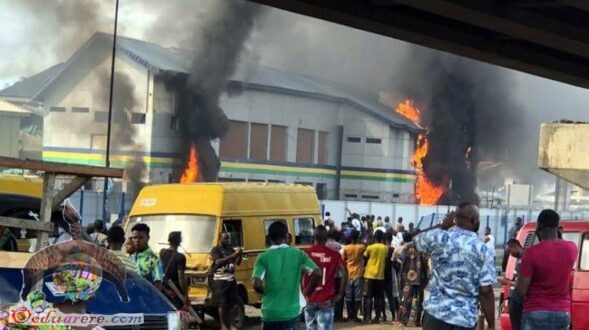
[396,99,421,124]
[180,143,199,184]
[395,100,445,205]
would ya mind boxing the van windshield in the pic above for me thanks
[130,215,216,253]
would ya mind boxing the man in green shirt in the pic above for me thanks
[130,223,174,299]
[253,221,321,330]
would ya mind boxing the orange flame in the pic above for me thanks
[395,99,445,205]
[395,99,422,124]
[180,143,199,184]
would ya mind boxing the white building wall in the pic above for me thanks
[44,55,150,155]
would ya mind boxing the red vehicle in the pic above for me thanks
[500,221,589,330]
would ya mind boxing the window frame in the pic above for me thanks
[71,107,89,113]
[293,217,315,246]
[131,113,146,124]
[50,106,66,113]
[366,137,382,144]
[221,219,244,248]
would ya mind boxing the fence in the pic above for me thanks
[320,200,589,249]
[67,190,133,227]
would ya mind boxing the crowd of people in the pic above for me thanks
[246,212,433,330]
[84,220,190,311]
[77,205,577,330]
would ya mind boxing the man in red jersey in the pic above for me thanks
[303,225,348,330]
[517,209,577,330]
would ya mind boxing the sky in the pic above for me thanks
[0,0,588,193]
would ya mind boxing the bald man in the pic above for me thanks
[414,202,496,330]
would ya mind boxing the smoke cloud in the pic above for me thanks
[391,48,526,204]
[95,69,146,196]
[0,0,113,79]
[164,0,264,181]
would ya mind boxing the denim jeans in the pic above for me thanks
[304,304,334,330]
[522,311,570,330]
[508,290,524,330]
[262,316,300,330]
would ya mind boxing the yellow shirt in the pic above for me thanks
[343,244,366,280]
[364,243,388,280]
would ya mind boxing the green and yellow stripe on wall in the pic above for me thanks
[42,149,174,168]
[42,148,416,184]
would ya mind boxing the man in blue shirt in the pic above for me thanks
[415,202,496,330]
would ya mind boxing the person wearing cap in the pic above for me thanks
[160,231,188,309]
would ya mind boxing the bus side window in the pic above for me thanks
[294,217,314,245]
[264,219,287,247]
[222,219,243,248]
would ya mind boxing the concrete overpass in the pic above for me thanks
[250,0,589,89]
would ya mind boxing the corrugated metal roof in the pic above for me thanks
[0,33,418,131]
[0,99,31,116]
[0,63,64,99]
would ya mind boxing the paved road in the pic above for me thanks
[199,288,503,329]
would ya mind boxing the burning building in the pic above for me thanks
[0,33,419,202]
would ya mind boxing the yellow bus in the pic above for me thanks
[127,183,322,319]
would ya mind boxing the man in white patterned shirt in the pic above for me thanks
[415,203,496,330]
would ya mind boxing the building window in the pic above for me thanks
[318,132,328,164]
[219,120,248,159]
[366,138,382,144]
[250,123,268,161]
[267,179,285,183]
[50,106,66,112]
[94,111,108,123]
[218,177,246,182]
[91,134,107,150]
[316,183,327,200]
[131,113,146,124]
[362,195,380,200]
[270,125,287,162]
[346,137,361,143]
[296,128,315,164]
[71,107,89,113]
[344,193,358,199]
[170,114,179,130]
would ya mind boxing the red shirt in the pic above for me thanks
[303,244,344,303]
[520,239,577,312]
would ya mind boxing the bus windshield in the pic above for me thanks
[130,214,216,253]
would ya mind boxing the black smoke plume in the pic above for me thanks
[165,0,264,181]
[96,69,146,196]
[394,48,524,205]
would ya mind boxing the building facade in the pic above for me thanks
[0,33,418,202]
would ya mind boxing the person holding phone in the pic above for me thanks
[210,232,243,330]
